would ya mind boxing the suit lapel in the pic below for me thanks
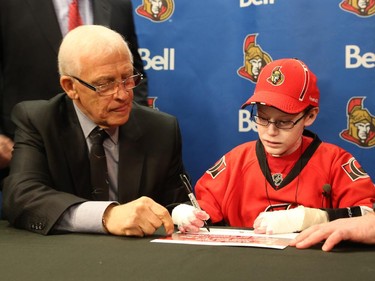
[93,0,111,25]
[25,0,62,54]
[60,96,92,199]
[118,112,145,203]
[58,98,146,201]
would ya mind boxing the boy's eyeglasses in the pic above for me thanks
[251,109,310,130]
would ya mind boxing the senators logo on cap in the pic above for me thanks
[267,66,284,86]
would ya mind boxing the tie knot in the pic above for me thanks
[89,127,108,145]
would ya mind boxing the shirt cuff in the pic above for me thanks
[55,201,118,234]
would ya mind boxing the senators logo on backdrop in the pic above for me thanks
[237,34,272,83]
[340,97,375,148]
[147,97,159,110]
[339,0,375,17]
[136,0,174,22]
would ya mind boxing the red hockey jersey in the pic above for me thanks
[195,130,375,227]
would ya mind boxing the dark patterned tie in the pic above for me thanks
[89,127,109,200]
[68,0,83,31]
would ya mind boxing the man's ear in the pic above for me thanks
[60,76,79,99]
[304,107,319,126]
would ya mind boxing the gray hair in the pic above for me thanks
[58,25,133,76]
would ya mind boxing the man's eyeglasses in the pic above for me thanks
[70,70,143,96]
[251,110,310,130]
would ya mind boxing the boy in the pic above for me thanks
[172,58,375,234]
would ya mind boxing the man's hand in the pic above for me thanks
[290,213,375,251]
[102,196,174,237]
[0,135,14,169]
[171,204,210,233]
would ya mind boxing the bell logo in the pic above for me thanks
[345,45,375,69]
[139,48,175,71]
[240,0,275,8]
[238,109,258,132]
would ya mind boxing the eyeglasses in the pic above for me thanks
[70,70,143,96]
[251,110,310,130]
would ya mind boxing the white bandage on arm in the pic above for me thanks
[257,206,329,234]
[171,204,196,226]
[360,206,374,216]
[301,206,329,230]
[256,206,304,234]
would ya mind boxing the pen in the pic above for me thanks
[179,174,210,232]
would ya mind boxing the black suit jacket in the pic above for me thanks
[2,93,188,234]
[0,0,148,139]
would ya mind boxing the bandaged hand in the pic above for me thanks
[253,206,329,235]
[172,204,210,233]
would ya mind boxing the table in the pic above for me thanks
[1,220,374,281]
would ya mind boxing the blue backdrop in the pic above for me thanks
[132,0,375,185]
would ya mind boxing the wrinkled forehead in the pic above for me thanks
[77,41,132,73]
[78,52,133,78]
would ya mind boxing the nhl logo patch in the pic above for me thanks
[272,173,283,186]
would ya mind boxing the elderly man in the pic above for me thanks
[2,25,188,236]
[0,0,149,183]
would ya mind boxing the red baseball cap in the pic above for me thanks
[241,58,320,114]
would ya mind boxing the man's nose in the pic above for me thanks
[113,83,131,100]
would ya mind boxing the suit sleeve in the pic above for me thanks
[2,102,86,235]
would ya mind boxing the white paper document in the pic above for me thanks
[151,228,298,249]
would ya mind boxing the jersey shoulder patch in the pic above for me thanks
[341,157,369,181]
[206,156,226,179]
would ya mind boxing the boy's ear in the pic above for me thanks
[305,107,319,126]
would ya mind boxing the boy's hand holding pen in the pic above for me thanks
[171,174,211,233]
